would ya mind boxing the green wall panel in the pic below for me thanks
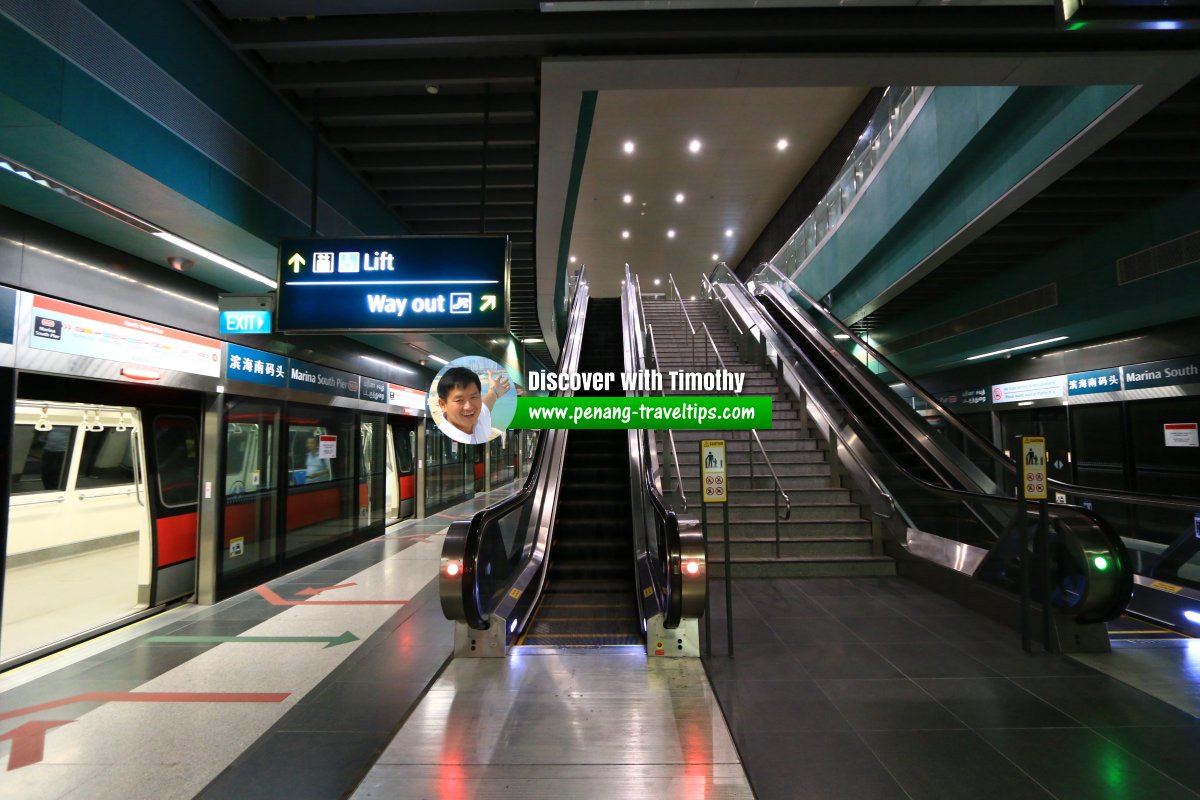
[882,184,1200,375]
[792,84,1133,326]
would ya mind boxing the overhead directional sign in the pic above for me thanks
[276,236,509,333]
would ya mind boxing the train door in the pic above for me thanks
[4,401,151,663]
[999,407,1071,485]
[219,398,281,593]
[141,408,202,604]
[384,425,400,522]
[358,413,386,528]
[390,419,417,521]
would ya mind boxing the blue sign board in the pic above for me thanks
[1121,356,1200,391]
[0,286,15,345]
[226,344,287,387]
[220,310,272,335]
[1067,367,1122,396]
[276,236,508,333]
[359,376,388,404]
[288,358,360,399]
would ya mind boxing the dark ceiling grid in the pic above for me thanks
[195,2,549,363]
[858,78,1200,342]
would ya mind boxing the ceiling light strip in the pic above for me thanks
[966,336,1069,361]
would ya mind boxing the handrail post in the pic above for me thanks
[774,491,780,559]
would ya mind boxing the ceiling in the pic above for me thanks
[569,87,868,298]
[158,3,1200,367]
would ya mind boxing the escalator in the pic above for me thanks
[439,270,705,656]
[705,262,1135,630]
[518,300,641,647]
[756,291,996,549]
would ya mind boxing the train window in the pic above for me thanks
[154,417,199,507]
[75,427,135,490]
[10,424,76,494]
[396,427,414,473]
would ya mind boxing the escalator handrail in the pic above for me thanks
[753,261,1200,512]
[705,276,898,520]
[442,265,589,629]
[626,264,700,628]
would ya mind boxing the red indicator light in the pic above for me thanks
[684,560,700,575]
[445,561,461,577]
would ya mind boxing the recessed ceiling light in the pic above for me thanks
[569,255,577,263]
[623,140,635,154]
[674,192,685,204]
[690,296,696,301]
[688,139,702,154]
[711,253,719,261]
[725,229,733,238]
[653,278,661,286]
[776,138,789,151]
[667,229,676,239]
[623,193,632,204]
[621,230,630,239]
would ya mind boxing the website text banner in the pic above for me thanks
[511,397,772,430]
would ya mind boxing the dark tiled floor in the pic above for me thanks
[703,576,1200,800]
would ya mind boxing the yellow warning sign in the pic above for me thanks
[1021,436,1047,500]
[701,439,727,503]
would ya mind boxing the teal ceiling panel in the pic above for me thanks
[882,184,1200,375]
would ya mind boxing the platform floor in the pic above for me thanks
[2,497,1198,799]
[701,576,1200,800]
[0,491,512,800]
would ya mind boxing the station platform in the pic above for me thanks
[1,493,1196,799]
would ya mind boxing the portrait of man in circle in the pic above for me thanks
[434,363,512,444]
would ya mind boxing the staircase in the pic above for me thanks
[642,297,894,578]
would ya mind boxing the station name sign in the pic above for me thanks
[276,236,508,333]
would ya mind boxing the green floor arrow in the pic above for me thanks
[148,631,359,649]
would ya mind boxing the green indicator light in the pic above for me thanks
[1094,556,1109,571]
[1067,21,1087,31]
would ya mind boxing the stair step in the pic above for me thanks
[707,538,875,559]
[707,557,896,579]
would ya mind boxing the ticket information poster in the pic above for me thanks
[30,295,222,377]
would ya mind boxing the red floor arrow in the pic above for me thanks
[0,692,289,770]
[0,691,289,724]
[255,585,408,606]
[295,582,357,596]
[0,720,73,771]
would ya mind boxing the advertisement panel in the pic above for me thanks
[29,295,221,377]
